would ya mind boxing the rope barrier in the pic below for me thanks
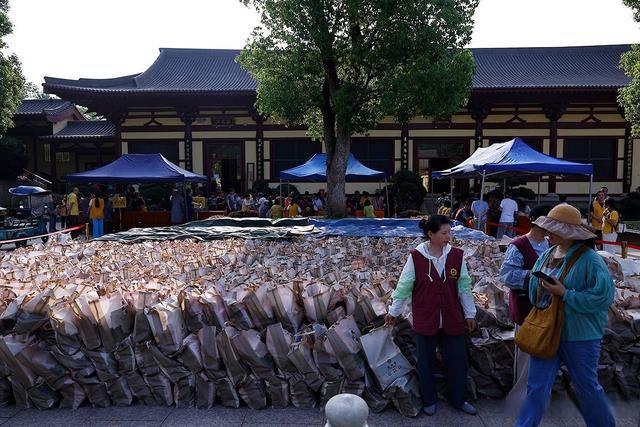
[0,223,87,245]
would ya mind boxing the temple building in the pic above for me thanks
[37,44,637,196]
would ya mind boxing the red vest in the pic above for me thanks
[410,246,466,336]
[508,236,539,325]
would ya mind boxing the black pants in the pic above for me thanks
[415,330,468,408]
[67,215,80,237]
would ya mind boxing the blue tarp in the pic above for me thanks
[432,137,593,179]
[309,218,492,240]
[279,153,386,181]
[65,154,207,184]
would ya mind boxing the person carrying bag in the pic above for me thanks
[514,204,615,427]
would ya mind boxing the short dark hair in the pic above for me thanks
[604,197,616,209]
[419,215,451,238]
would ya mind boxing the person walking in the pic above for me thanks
[88,193,105,239]
[471,194,488,233]
[601,197,619,254]
[499,207,550,414]
[67,187,81,238]
[170,189,185,225]
[516,204,615,427]
[385,215,478,416]
[498,191,518,238]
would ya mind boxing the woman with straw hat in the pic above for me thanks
[516,204,615,427]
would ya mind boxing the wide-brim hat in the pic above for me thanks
[532,204,596,240]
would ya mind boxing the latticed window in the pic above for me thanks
[563,139,616,179]
[270,139,322,179]
[351,139,394,178]
[43,144,71,163]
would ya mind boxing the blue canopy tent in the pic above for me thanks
[432,137,594,204]
[65,154,207,183]
[279,153,389,216]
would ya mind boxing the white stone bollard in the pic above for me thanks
[324,393,369,427]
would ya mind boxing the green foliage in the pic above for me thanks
[619,191,640,221]
[390,169,427,212]
[620,1,640,135]
[23,82,50,100]
[252,179,272,195]
[0,0,24,136]
[274,183,299,196]
[239,0,477,133]
[238,0,478,216]
[0,135,27,179]
[510,186,536,200]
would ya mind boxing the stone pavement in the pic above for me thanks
[0,394,636,427]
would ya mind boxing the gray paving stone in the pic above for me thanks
[246,407,323,425]
[364,406,484,427]
[4,409,88,426]
[162,407,246,426]
[0,408,20,419]
[80,404,173,421]
[89,422,162,427]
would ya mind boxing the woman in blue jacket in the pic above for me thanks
[516,204,615,427]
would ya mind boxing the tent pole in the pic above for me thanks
[480,171,486,202]
[384,177,390,218]
[537,177,541,204]
[279,179,282,201]
[450,179,454,210]
[588,174,593,213]
[182,185,188,224]
[503,178,507,193]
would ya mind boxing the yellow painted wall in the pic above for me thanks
[557,128,626,137]
[121,142,128,155]
[245,140,257,189]
[178,141,185,168]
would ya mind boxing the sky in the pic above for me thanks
[5,0,640,86]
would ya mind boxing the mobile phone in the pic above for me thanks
[532,271,556,283]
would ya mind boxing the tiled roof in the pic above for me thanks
[472,44,631,89]
[44,44,633,95]
[40,121,116,140]
[44,48,256,94]
[15,99,77,117]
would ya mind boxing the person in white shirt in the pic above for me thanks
[498,191,519,238]
[471,194,489,233]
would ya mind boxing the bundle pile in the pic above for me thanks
[0,235,637,414]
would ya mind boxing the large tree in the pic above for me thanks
[619,1,640,135]
[0,0,24,136]
[239,0,477,217]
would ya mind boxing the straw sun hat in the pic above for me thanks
[532,204,596,241]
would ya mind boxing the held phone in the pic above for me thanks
[532,270,556,284]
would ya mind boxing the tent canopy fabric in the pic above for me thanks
[279,153,386,181]
[432,137,593,179]
[9,186,50,196]
[65,154,207,183]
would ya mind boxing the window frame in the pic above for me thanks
[350,138,395,181]
[562,138,617,180]
[269,139,322,181]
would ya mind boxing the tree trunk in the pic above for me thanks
[325,124,350,218]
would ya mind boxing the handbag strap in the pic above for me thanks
[535,244,589,304]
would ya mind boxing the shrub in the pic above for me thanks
[252,179,271,195]
[619,191,640,221]
[390,170,427,213]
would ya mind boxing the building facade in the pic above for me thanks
[39,45,638,196]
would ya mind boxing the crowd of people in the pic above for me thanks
[215,189,385,219]
[437,186,622,254]
[387,202,616,425]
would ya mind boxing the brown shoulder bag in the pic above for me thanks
[514,245,588,359]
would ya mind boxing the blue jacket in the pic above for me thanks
[529,243,614,342]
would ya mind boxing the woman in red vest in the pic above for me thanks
[385,215,478,416]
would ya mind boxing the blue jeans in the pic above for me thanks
[516,340,615,427]
[92,219,104,238]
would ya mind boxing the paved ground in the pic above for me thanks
[0,394,635,426]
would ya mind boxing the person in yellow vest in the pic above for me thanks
[268,197,284,219]
[67,187,80,237]
[89,193,105,238]
[602,197,619,254]
[288,198,301,218]
[363,199,376,218]
[588,190,605,246]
